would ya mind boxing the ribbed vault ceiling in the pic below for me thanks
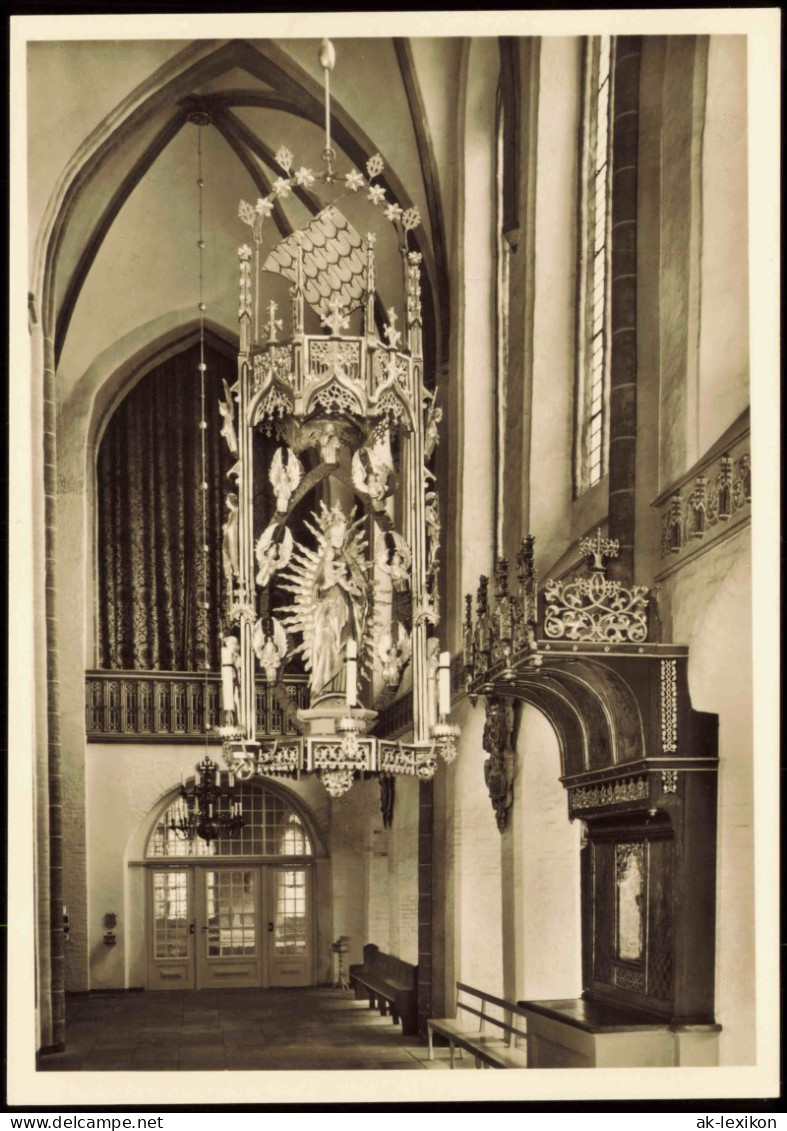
[31,37,450,392]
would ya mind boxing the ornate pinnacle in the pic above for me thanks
[516,536,535,586]
[580,528,619,572]
[477,575,489,614]
[464,593,473,629]
[320,294,350,336]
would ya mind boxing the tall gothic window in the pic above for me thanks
[495,38,519,558]
[495,89,510,559]
[575,35,614,495]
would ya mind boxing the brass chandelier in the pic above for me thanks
[169,755,244,844]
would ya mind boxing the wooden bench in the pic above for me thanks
[348,944,418,1036]
[428,982,528,1068]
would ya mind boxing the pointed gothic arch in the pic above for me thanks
[32,38,444,368]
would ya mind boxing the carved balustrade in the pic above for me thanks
[85,671,308,742]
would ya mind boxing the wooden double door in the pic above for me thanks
[147,863,313,990]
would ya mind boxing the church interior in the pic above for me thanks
[14,20,774,1092]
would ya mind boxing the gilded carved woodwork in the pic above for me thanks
[482,697,517,832]
[542,533,649,645]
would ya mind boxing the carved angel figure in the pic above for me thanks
[352,446,394,502]
[424,394,443,460]
[319,422,341,465]
[252,617,289,682]
[269,446,303,513]
[222,492,240,589]
[255,524,293,589]
[376,533,412,593]
[295,419,349,467]
[218,378,238,456]
[278,502,369,698]
[377,622,411,687]
[424,490,441,573]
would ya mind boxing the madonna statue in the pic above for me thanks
[278,501,369,698]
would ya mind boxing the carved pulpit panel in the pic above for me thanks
[588,823,675,1014]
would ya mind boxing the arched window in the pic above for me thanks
[146,781,314,859]
[495,38,520,558]
[576,36,615,495]
[495,86,511,560]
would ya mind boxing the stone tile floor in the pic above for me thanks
[37,987,478,1072]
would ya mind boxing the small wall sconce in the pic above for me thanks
[103,911,117,947]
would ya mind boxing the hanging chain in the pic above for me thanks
[196,122,210,752]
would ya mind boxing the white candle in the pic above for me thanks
[438,651,451,717]
[215,769,221,787]
[346,638,358,708]
[221,645,234,712]
[229,772,235,788]
[427,660,437,727]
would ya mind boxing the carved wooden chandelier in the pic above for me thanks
[212,40,459,797]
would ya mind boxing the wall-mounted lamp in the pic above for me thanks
[103,911,117,947]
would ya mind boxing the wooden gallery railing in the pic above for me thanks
[85,671,309,743]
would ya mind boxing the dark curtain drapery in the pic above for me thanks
[97,343,235,671]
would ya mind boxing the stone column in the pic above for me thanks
[43,330,65,1050]
[29,312,53,1050]
[417,778,433,1039]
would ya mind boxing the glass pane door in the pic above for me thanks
[196,867,263,989]
[147,869,195,989]
[267,867,311,986]
[206,869,257,956]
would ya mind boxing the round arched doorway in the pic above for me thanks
[143,778,319,991]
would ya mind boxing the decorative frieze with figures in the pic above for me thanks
[653,413,751,575]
